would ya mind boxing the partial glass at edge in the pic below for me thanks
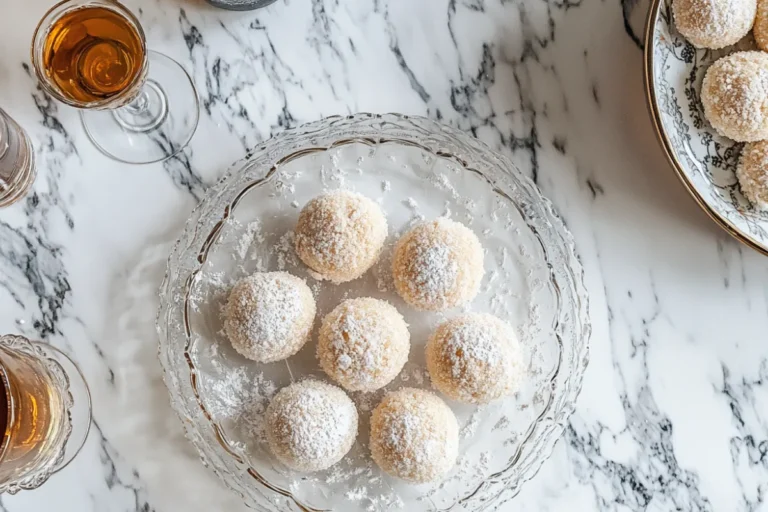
[0,335,91,494]
[30,0,200,164]
[0,109,36,208]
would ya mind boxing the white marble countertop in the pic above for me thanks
[1,0,767,510]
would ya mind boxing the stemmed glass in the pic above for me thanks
[0,108,36,208]
[31,0,200,164]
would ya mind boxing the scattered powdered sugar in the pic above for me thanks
[372,243,394,292]
[435,448,493,495]
[490,197,507,221]
[382,180,391,192]
[460,408,483,439]
[270,179,296,198]
[274,231,298,270]
[205,270,228,290]
[323,457,376,485]
[402,197,425,224]
[332,460,405,512]
[205,367,277,445]
[345,487,368,500]
[320,163,348,188]
[236,220,265,260]
[431,173,460,199]
[189,266,232,314]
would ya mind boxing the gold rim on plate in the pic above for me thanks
[643,0,768,257]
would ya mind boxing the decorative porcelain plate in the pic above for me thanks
[645,0,768,255]
[157,114,590,511]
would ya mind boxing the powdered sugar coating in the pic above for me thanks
[223,272,316,363]
[672,0,756,49]
[266,380,358,472]
[369,388,459,483]
[426,313,524,405]
[295,191,388,283]
[738,141,768,210]
[318,297,410,392]
[701,52,768,142]
[392,219,484,311]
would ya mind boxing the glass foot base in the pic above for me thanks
[81,51,200,165]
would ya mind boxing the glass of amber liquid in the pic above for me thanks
[0,109,36,208]
[0,335,91,493]
[31,0,200,164]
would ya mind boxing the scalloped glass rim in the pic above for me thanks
[0,335,76,494]
[645,0,768,256]
[156,113,591,511]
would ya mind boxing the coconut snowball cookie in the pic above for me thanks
[369,388,459,483]
[426,313,524,405]
[756,0,768,52]
[294,190,388,283]
[392,219,484,312]
[701,52,768,142]
[266,380,358,472]
[672,0,756,49]
[317,297,410,392]
[738,140,768,209]
[223,272,316,363]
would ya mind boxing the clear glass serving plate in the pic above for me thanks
[157,113,590,511]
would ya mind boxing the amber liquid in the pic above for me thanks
[42,6,145,104]
[0,347,65,483]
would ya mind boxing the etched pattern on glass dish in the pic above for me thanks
[157,113,590,511]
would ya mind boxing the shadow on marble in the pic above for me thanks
[97,232,250,512]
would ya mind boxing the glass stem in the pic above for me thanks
[124,88,151,115]
[112,81,167,133]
